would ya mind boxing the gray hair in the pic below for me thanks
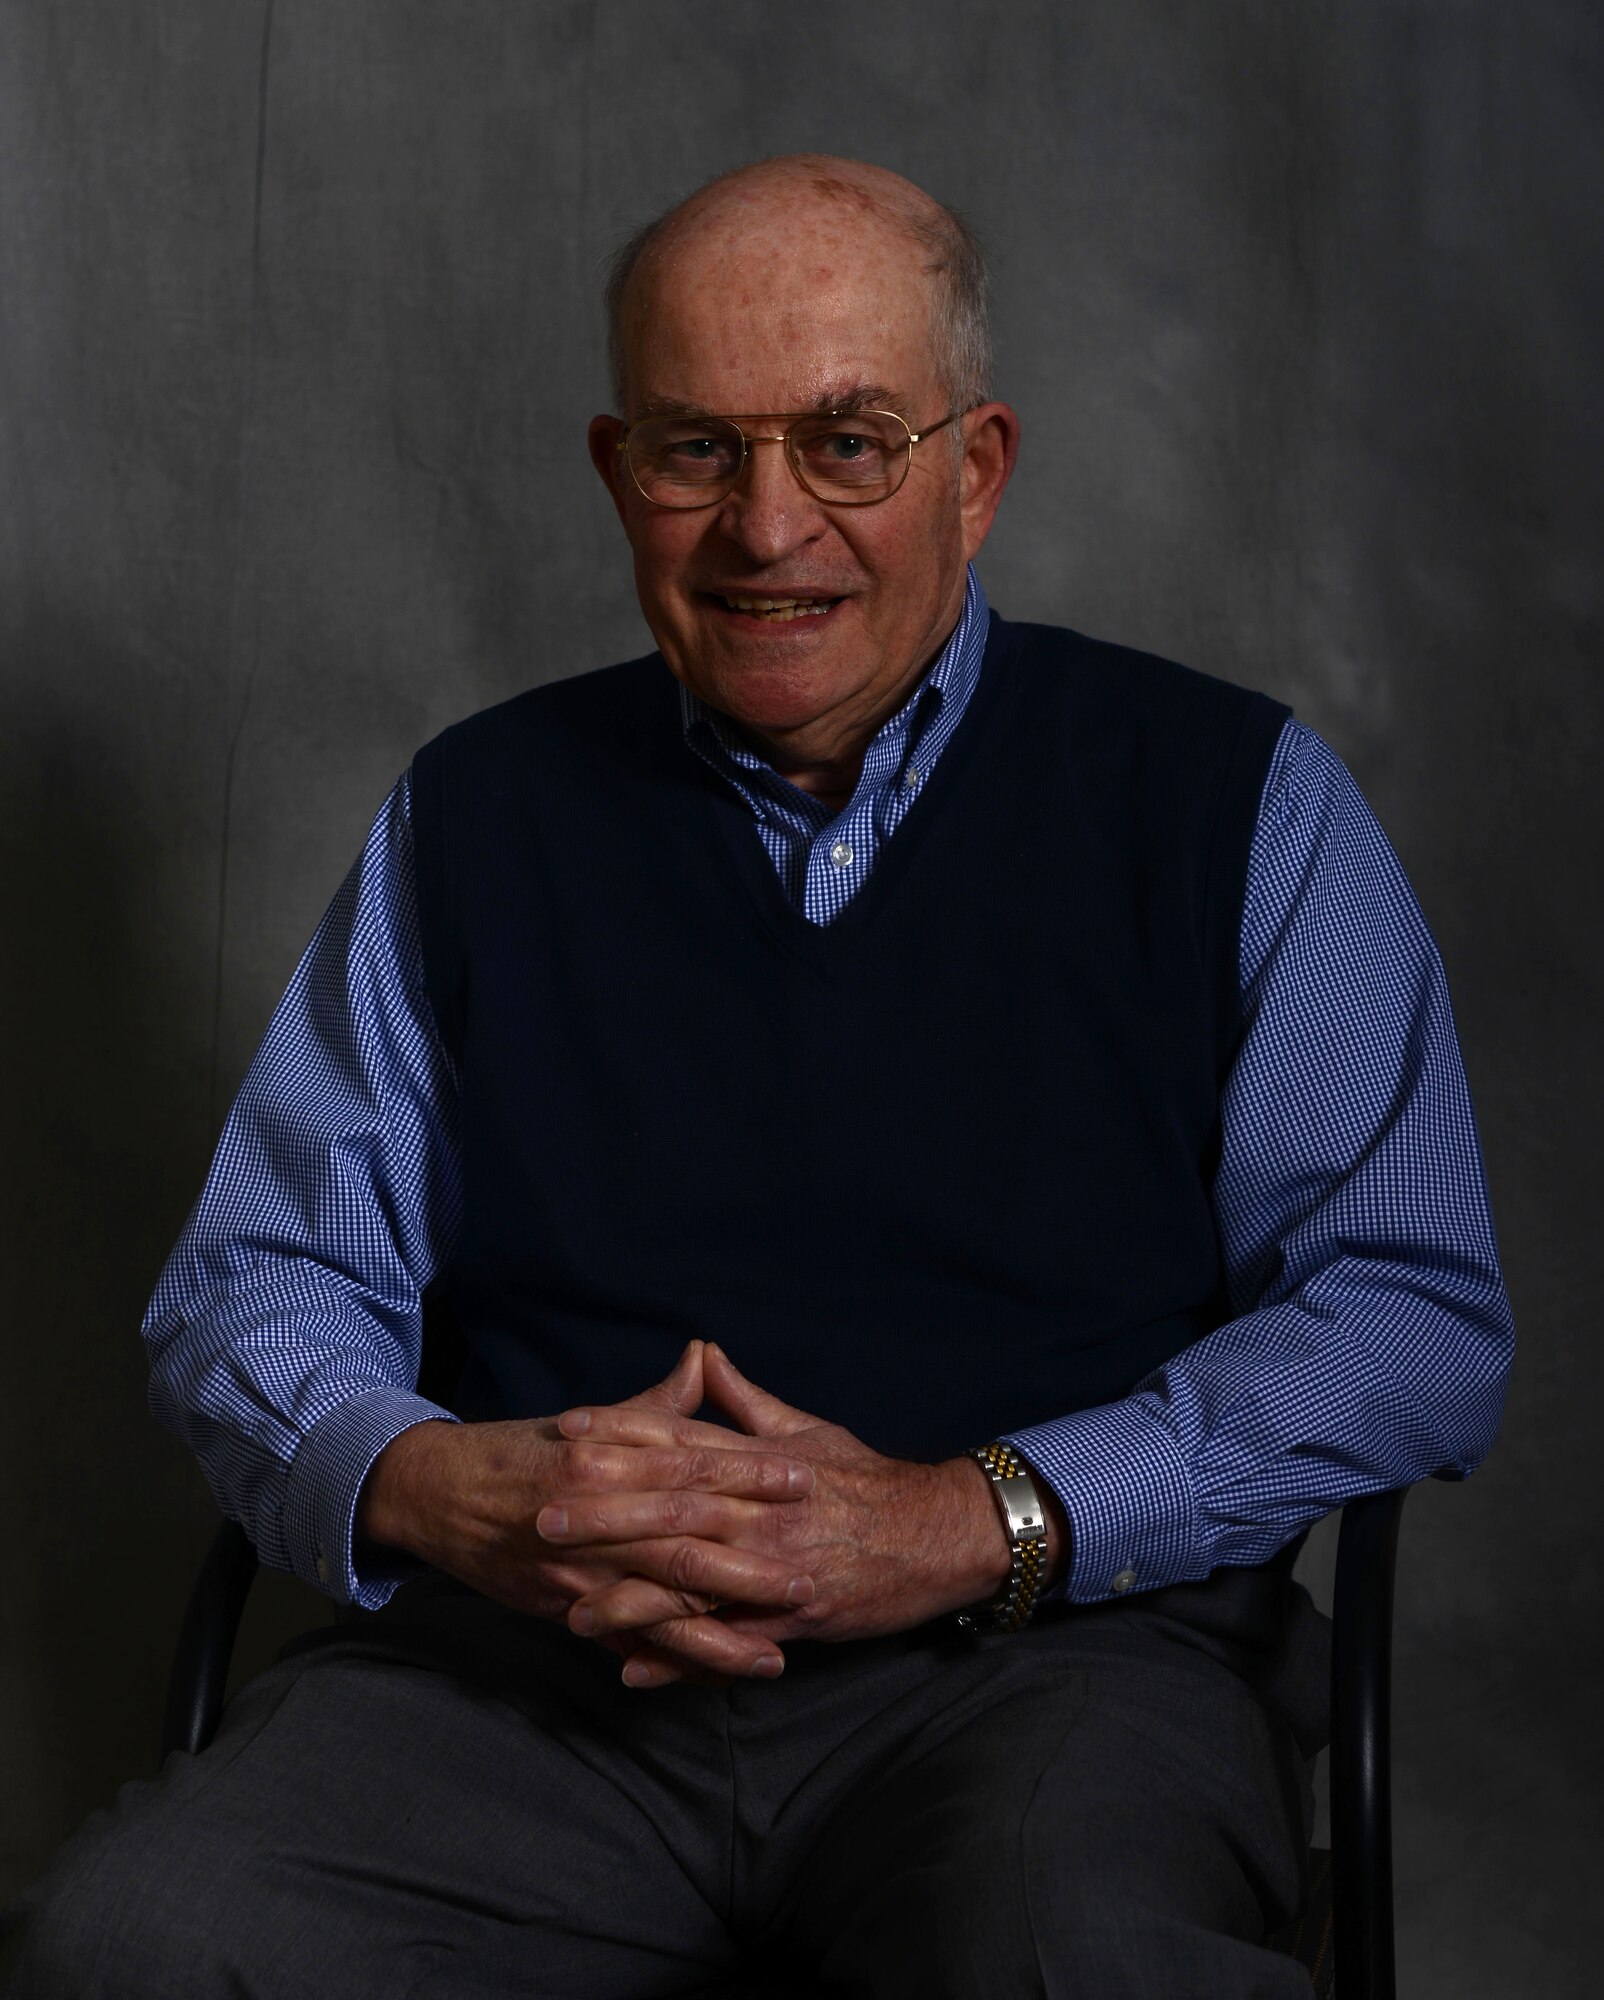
[603,168,992,416]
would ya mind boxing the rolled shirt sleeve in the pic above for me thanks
[1005,719,1515,1604]
[142,773,464,1608]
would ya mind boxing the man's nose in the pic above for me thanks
[714,438,828,563]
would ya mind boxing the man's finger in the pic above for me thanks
[700,1343,810,1438]
[615,1611,786,1687]
[627,1338,705,1417]
[566,1532,813,1611]
[559,1405,708,1447]
[557,1407,816,1490]
[571,1576,801,1660]
[597,1631,738,1690]
[536,1485,802,1551]
[617,1651,726,1689]
[555,1435,814,1499]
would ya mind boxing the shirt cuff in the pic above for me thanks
[281,1386,461,1609]
[1002,1397,1198,1606]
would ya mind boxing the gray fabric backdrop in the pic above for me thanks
[2,4,1598,1992]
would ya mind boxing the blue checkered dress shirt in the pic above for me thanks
[144,566,1514,1609]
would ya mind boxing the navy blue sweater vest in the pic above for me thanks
[409,614,1288,1457]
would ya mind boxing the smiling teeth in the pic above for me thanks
[724,596,835,621]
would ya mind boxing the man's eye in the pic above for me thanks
[798,426,894,482]
[652,434,741,481]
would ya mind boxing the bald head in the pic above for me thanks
[604,154,990,415]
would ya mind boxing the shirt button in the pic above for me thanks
[902,767,921,792]
[829,840,853,869]
[315,1552,331,1586]
[1112,1567,1137,1595]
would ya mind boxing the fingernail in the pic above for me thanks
[786,1463,815,1495]
[563,1410,592,1434]
[570,1606,594,1636]
[785,1575,814,1605]
[537,1506,569,1538]
[622,1661,652,1688]
[750,1653,784,1679]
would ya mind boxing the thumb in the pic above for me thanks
[633,1339,705,1417]
[702,1344,807,1437]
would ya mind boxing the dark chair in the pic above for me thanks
[159,1511,260,1774]
[162,1487,1409,1999]
[1263,1484,1408,1999]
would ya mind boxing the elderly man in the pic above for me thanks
[6,155,1511,1997]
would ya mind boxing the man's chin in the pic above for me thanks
[665,615,865,716]
[701,675,854,738]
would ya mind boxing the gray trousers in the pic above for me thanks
[4,1562,1329,1998]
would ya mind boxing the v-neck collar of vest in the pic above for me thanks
[685,610,1025,970]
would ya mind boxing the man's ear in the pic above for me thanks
[588,414,631,528]
[958,401,1021,563]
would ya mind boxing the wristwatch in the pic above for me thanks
[956,1441,1051,1634]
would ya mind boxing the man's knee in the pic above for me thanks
[793,1652,1311,1997]
[809,1822,1309,2000]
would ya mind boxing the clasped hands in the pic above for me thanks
[358,1340,1026,1688]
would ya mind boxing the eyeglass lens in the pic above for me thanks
[626,413,913,506]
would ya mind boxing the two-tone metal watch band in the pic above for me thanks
[957,1441,1050,1634]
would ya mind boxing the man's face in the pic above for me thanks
[589,195,1014,759]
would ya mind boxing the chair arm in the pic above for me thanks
[1330,1484,1409,2000]
[159,1518,259,1764]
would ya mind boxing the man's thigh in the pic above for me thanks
[770,1591,1325,2000]
[2,1598,742,2000]
[5,1569,1326,2000]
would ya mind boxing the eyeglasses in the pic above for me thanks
[617,407,963,509]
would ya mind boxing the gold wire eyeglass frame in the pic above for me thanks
[617,407,963,509]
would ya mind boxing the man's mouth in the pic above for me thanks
[718,594,841,623]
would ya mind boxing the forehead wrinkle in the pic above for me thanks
[799,382,906,414]
[629,383,909,422]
